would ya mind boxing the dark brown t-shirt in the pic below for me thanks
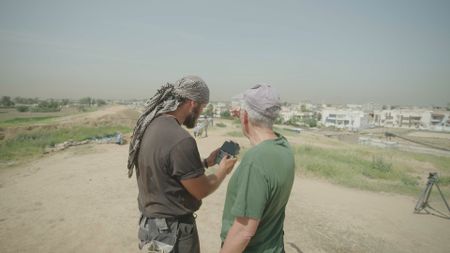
[136,114,205,218]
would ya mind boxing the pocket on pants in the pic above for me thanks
[178,222,196,241]
[138,225,149,242]
[138,218,178,252]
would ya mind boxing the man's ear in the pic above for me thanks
[181,99,194,111]
[242,110,249,126]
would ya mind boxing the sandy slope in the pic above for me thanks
[1,130,449,253]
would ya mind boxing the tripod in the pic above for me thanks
[414,172,450,219]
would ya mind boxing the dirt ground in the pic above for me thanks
[1,125,450,253]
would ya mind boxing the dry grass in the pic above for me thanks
[217,120,450,196]
[0,106,138,168]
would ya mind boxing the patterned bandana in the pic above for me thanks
[127,75,209,178]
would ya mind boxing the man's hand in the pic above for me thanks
[230,107,240,118]
[181,153,237,201]
[219,155,238,174]
[205,148,220,167]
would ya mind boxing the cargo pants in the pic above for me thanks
[138,214,200,253]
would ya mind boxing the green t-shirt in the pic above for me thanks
[220,133,295,253]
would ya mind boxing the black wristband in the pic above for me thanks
[203,158,208,168]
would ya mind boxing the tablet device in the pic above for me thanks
[215,140,240,164]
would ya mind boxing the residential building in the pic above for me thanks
[321,108,370,130]
[372,109,450,131]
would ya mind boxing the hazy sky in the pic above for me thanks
[1,0,449,106]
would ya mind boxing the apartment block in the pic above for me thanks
[373,109,450,131]
[321,108,369,130]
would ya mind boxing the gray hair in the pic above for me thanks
[241,100,279,128]
[127,75,209,178]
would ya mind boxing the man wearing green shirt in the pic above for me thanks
[220,84,295,253]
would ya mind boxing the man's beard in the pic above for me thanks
[183,104,201,129]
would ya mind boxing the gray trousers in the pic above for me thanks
[138,214,200,253]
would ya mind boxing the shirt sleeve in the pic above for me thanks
[169,137,205,180]
[231,161,269,219]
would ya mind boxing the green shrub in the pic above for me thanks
[30,100,61,112]
[305,118,318,128]
[439,176,450,186]
[0,125,131,165]
[371,156,392,173]
[0,116,59,127]
[400,175,418,186]
[16,105,30,112]
[226,131,244,137]
[220,111,232,119]
[216,122,227,128]
[293,144,427,195]
[232,118,241,125]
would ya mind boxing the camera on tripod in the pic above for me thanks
[414,172,450,219]
[427,172,438,183]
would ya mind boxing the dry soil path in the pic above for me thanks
[1,131,449,252]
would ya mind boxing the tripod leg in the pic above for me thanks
[423,181,434,206]
[434,183,450,213]
[415,182,433,212]
[414,189,426,212]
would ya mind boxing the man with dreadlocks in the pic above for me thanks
[128,75,237,253]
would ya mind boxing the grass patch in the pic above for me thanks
[232,118,241,125]
[293,144,446,195]
[226,131,244,137]
[0,116,60,127]
[410,152,450,173]
[0,124,131,166]
[273,127,299,137]
[216,122,227,128]
[439,176,450,186]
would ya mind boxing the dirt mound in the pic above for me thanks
[1,144,449,253]
[55,105,139,127]
[1,119,449,253]
[1,106,139,141]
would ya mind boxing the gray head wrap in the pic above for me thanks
[127,75,209,177]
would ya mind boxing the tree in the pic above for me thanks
[274,116,284,125]
[79,97,92,106]
[283,115,300,127]
[61,99,70,106]
[316,112,322,121]
[16,105,29,112]
[1,96,15,107]
[285,118,300,127]
[96,99,106,106]
[204,104,214,117]
[220,110,232,119]
[14,97,39,104]
[300,104,307,112]
[305,118,317,128]
[31,100,61,112]
[447,102,450,111]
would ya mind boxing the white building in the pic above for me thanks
[280,106,297,122]
[211,102,229,118]
[280,105,315,123]
[321,108,370,130]
[372,109,450,131]
[429,111,450,131]
[373,109,428,129]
